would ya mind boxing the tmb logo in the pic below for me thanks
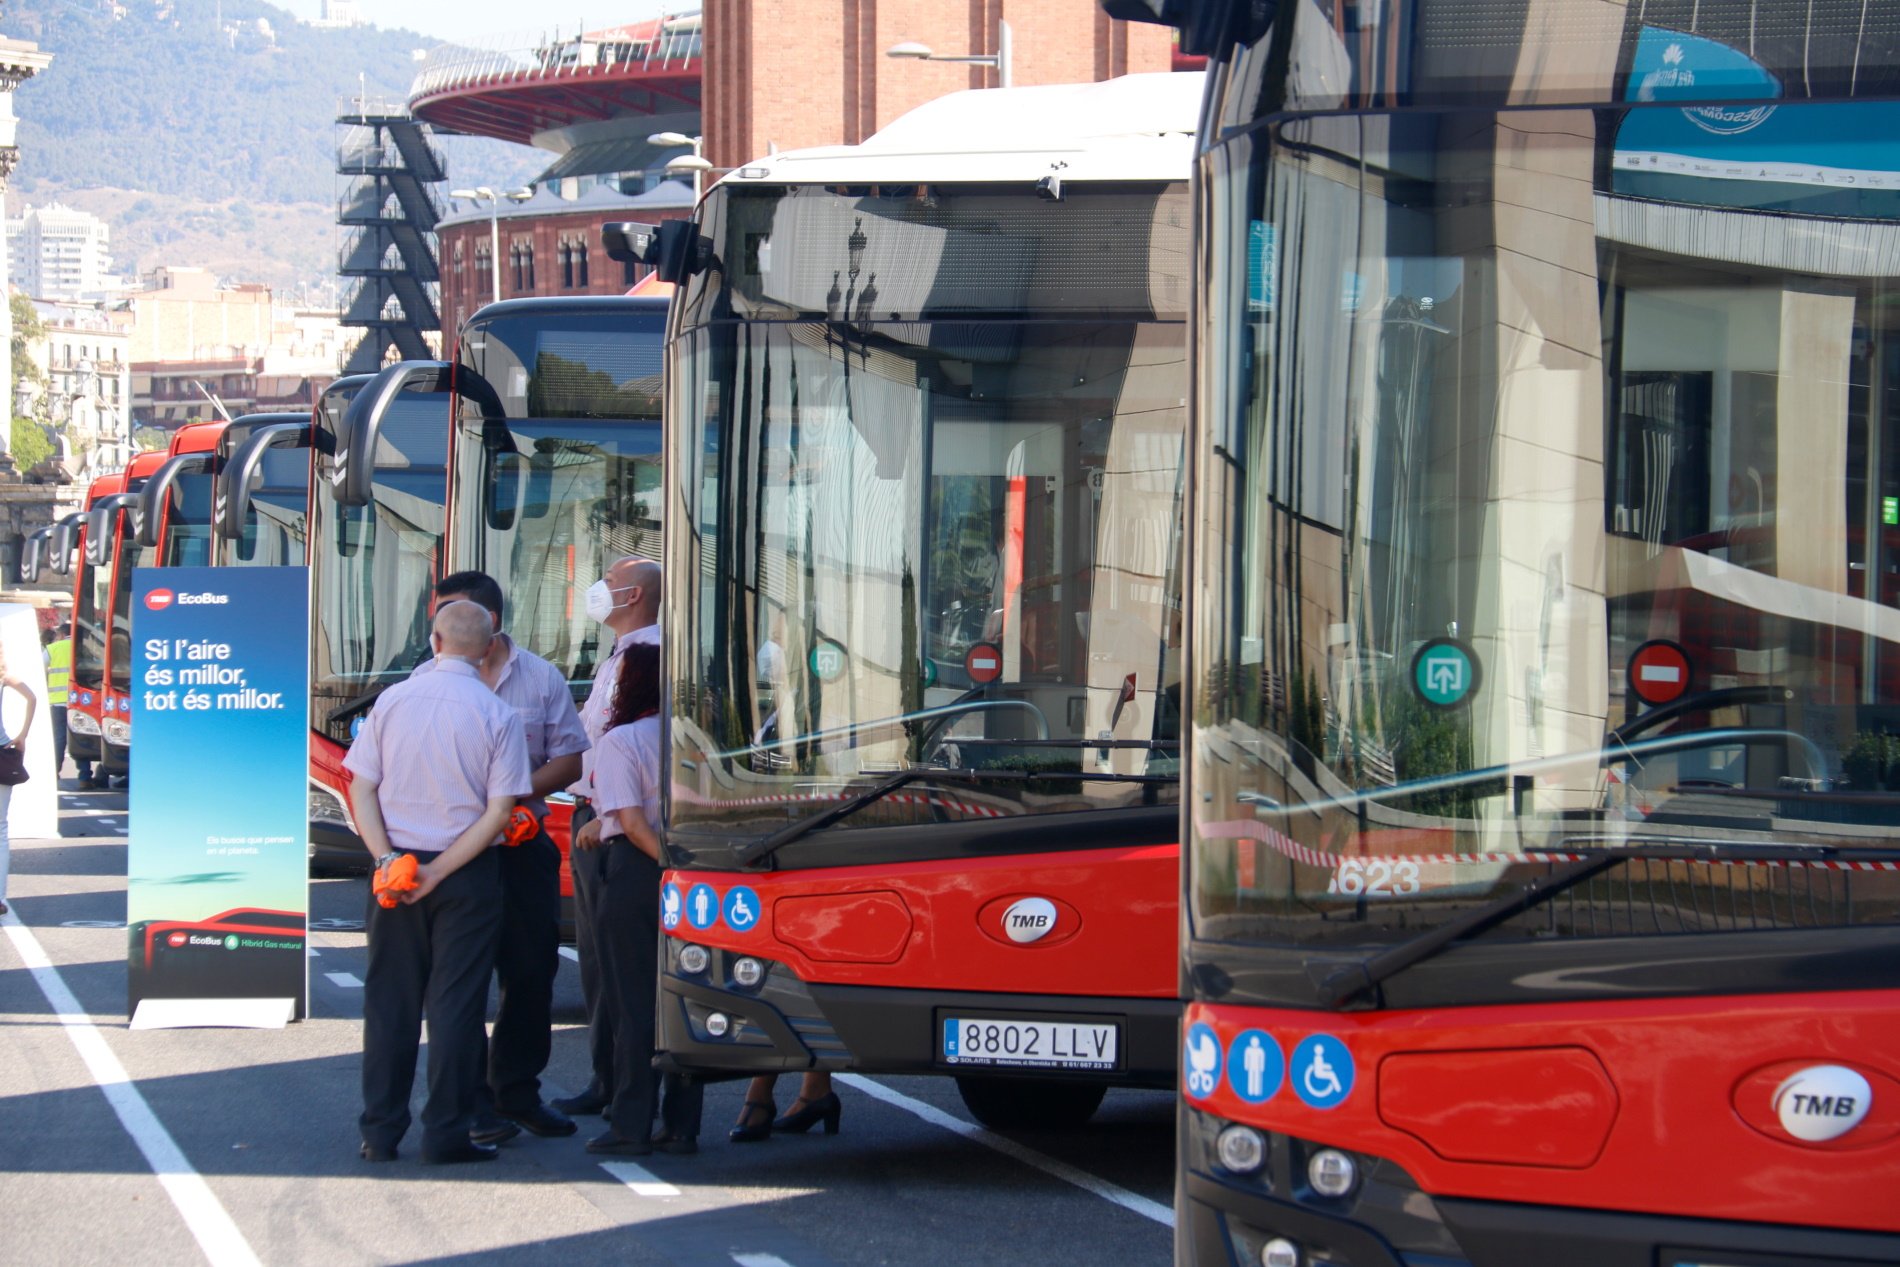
[1002,896,1059,944]
[1773,1065,1873,1142]
[166,930,188,948]
[145,588,175,611]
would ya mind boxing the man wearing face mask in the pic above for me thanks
[552,555,662,1119]
[347,601,533,1165]
[424,572,589,1146]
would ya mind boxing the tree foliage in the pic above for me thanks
[10,292,42,393]
[11,416,53,469]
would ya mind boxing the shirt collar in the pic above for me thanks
[612,627,645,656]
[433,658,481,679]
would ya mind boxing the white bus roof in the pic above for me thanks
[718,71,1202,188]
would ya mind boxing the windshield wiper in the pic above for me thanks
[327,681,395,728]
[1315,839,1899,1011]
[738,766,979,867]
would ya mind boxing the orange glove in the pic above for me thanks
[372,853,420,908]
[503,805,540,847]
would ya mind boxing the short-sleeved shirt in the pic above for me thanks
[593,715,663,844]
[344,658,533,854]
[418,636,586,814]
[566,622,658,800]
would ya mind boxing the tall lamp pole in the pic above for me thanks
[885,19,1012,88]
[449,185,534,306]
[648,131,710,204]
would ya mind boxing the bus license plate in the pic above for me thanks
[942,1017,1118,1070]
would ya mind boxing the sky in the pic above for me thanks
[280,0,676,45]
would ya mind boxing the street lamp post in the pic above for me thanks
[449,185,534,306]
[885,19,1012,88]
[648,130,711,203]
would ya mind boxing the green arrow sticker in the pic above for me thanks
[1412,638,1480,710]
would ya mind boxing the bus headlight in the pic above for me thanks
[1216,1124,1266,1175]
[1307,1148,1358,1198]
[677,943,710,975]
[70,710,101,736]
[731,956,765,989]
[102,718,131,746]
[309,779,356,831]
[1261,1238,1300,1267]
[705,1011,731,1038]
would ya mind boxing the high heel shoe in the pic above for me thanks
[728,1099,776,1143]
[772,1091,842,1135]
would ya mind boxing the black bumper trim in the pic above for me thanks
[659,973,1181,1085]
[1184,1170,1406,1267]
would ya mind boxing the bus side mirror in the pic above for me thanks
[603,219,706,285]
[1098,0,1273,56]
[19,528,45,583]
[219,422,310,540]
[137,452,213,549]
[486,450,525,532]
[338,360,452,507]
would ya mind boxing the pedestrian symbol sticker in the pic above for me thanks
[1184,1022,1223,1100]
[1226,1029,1284,1104]
[660,883,683,931]
[1412,637,1479,710]
[722,885,760,932]
[1291,1033,1354,1109]
[687,883,719,930]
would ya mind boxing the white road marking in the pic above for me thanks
[732,1255,796,1267]
[558,946,580,962]
[305,947,320,958]
[837,1074,1173,1228]
[1,910,263,1267]
[598,1160,680,1197]
[323,972,362,989]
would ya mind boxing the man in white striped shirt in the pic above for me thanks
[347,600,532,1166]
[552,555,662,1119]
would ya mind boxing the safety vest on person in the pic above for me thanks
[45,637,70,705]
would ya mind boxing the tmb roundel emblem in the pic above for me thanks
[145,588,175,611]
[1774,1065,1873,1142]
[1002,896,1058,944]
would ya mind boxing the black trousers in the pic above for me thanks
[569,802,614,1100]
[361,848,502,1155]
[50,705,66,774]
[485,828,560,1113]
[597,839,702,1138]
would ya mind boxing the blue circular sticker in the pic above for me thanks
[660,882,683,931]
[1184,1021,1223,1100]
[1291,1033,1355,1109]
[1225,1029,1285,1105]
[722,885,761,932]
[686,883,720,930]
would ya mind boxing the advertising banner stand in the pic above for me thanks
[128,566,309,1028]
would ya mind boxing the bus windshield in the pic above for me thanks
[453,308,664,690]
[74,528,109,685]
[670,182,1189,865]
[1190,85,1900,959]
[108,512,154,693]
[310,386,447,745]
[159,468,215,568]
[229,443,308,567]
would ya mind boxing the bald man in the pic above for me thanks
[554,555,661,1117]
[347,600,533,1165]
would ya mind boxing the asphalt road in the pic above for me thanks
[0,790,1177,1266]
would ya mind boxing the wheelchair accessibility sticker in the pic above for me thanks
[686,883,720,931]
[660,883,683,931]
[722,885,761,932]
[1184,1022,1222,1100]
[1291,1033,1354,1109]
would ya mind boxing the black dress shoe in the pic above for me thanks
[650,1130,698,1155]
[774,1091,843,1136]
[421,1140,500,1165]
[500,1102,577,1137]
[469,1116,522,1146]
[584,1130,652,1156]
[728,1099,776,1144]
[360,1142,399,1163]
[552,1090,609,1117]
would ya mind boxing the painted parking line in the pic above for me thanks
[837,1074,1172,1228]
[598,1159,681,1198]
[732,1255,796,1267]
[558,946,580,963]
[1,909,263,1267]
[323,972,362,989]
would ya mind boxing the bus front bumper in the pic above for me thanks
[655,942,1178,1086]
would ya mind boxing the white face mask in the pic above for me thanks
[584,578,629,624]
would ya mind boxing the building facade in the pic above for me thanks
[6,202,116,300]
[21,301,133,473]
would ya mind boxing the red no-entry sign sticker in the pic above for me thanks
[1628,640,1692,707]
[965,642,1004,684]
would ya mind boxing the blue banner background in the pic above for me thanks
[128,566,310,1016]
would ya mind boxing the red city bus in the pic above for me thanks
[648,74,1198,1127]
[50,473,125,783]
[343,293,670,910]
[1120,0,1900,1262]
